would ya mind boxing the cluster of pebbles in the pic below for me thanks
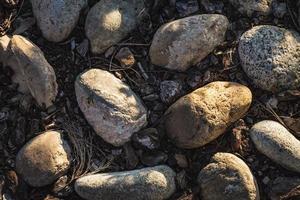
[0,0,300,199]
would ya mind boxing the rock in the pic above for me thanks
[149,14,228,71]
[75,68,147,146]
[164,81,252,149]
[175,0,199,17]
[228,0,272,16]
[115,47,135,67]
[140,151,168,167]
[16,131,72,187]
[0,35,10,61]
[272,2,287,18]
[74,165,176,200]
[174,154,188,168]
[201,0,224,13]
[250,120,300,173]
[132,128,160,150]
[198,153,260,200]
[0,35,58,108]
[85,0,144,54]
[239,25,300,92]
[160,80,182,104]
[269,176,300,200]
[30,0,87,42]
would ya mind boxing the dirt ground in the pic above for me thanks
[1,0,300,199]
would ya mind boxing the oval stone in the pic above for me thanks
[250,120,300,173]
[75,68,147,146]
[85,0,144,54]
[30,0,87,42]
[164,81,252,149]
[239,25,300,92]
[16,131,72,187]
[1,35,58,108]
[149,14,228,71]
[75,165,176,200]
[198,153,260,200]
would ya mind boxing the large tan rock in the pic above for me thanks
[149,14,228,71]
[75,165,176,200]
[0,35,58,108]
[30,0,87,42]
[75,68,147,146]
[164,81,252,149]
[85,0,144,54]
[16,131,72,187]
[250,120,300,173]
[198,153,260,200]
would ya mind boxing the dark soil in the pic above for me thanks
[1,0,300,200]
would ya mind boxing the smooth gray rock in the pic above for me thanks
[74,165,176,200]
[250,120,300,173]
[85,0,144,54]
[239,25,300,92]
[149,14,228,72]
[75,68,147,146]
[16,131,72,187]
[198,153,260,200]
[30,0,87,42]
[229,0,273,16]
[0,35,58,108]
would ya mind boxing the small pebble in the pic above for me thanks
[115,47,135,67]
[160,80,182,104]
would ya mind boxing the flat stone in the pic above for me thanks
[30,0,87,42]
[239,25,300,92]
[229,0,273,16]
[75,68,147,146]
[164,81,252,149]
[74,165,176,200]
[16,131,72,187]
[149,14,228,71]
[198,152,260,200]
[0,35,58,108]
[250,120,300,173]
[85,0,144,54]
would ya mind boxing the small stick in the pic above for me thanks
[137,62,149,80]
